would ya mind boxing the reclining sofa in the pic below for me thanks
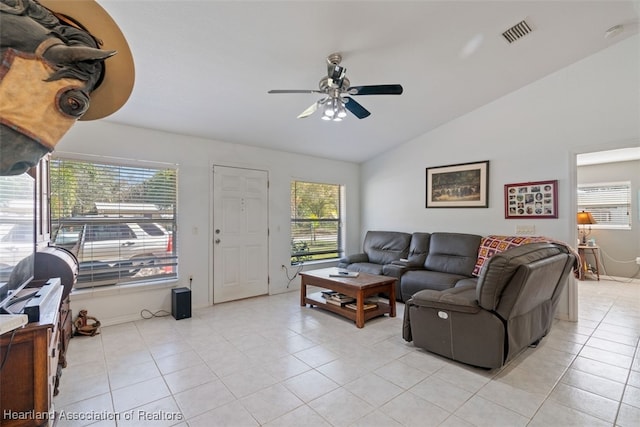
[339,231,573,302]
[402,242,576,368]
[339,231,484,302]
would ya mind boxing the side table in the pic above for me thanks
[577,245,600,281]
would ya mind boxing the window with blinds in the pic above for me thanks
[290,181,343,263]
[49,158,177,288]
[577,182,631,229]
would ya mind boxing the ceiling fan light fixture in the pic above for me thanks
[320,97,347,121]
[323,102,335,117]
[336,101,347,118]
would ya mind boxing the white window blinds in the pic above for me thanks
[50,158,178,287]
[577,182,631,228]
[290,181,343,263]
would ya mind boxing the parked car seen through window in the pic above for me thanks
[52,218,173,287]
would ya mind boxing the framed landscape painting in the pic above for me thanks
[426,160,489,208]
[504,179,558,218]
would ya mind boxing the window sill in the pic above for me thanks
[292,259,339,268]
[588,225,632,230]
[70,278,179,301]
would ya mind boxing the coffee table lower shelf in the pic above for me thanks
[305,292,391,325]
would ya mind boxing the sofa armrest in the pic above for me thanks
[382,263,407,278]
[384,258,428,278]
[407,284,480,314]
[338,253,369,265]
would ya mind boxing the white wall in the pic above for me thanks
[361,36,640,319]
[56,121,361,325]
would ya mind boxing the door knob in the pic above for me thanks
[215,239,221,244]
[215,229,221,234]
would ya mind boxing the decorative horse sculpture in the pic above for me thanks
[0,0,134,175]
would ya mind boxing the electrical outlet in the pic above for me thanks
[515,225,536,235]
[636,257,640,265]
[189,274,193,281]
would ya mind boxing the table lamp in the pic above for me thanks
[577,211,596,245]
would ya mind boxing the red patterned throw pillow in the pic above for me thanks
[472,235,554,276]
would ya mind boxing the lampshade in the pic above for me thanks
[577,211,596,225]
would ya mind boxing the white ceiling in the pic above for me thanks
[99,1,639,163]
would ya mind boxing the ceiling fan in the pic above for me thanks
[268,53,403,121]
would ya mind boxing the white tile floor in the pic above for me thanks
[54,277,640,426]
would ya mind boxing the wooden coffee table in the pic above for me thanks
[300,268,396,328]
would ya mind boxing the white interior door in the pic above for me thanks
[213,165,269,303]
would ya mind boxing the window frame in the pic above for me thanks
[49,156,178,288]
[290,180,344,264]
[577,181,632,230]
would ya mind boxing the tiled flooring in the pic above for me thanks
[54,277,640,426]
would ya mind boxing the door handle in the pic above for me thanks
[215,239,221,244]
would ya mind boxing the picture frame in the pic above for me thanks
[426,160,489,208]
[504,179,558,219]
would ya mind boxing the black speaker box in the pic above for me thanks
[171,287,191,320]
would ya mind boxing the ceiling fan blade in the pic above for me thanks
[348,84,403,96]
[344,97,371,119]
[268,89,322,94]
[297,101,319,119]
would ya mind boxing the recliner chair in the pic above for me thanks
[403,242,576,369]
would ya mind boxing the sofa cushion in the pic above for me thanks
[345,262,384,275]
[454,277,478,288]
[472,235,557,276]
[408,284,480,313]
[363,231,411,265]
[423,232,482,276]
[407,232,431,266]
[401,269,470,301]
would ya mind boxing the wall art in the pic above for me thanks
[504,180,558,218]
[426,160,489,208]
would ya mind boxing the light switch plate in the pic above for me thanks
[515,225,536,235]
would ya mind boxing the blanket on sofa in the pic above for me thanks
[473,235,579,276]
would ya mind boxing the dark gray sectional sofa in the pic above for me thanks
[338,230,484,302]
[339,230,577,368]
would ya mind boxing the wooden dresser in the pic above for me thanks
[54,295,72,395]
[0,280,63,427]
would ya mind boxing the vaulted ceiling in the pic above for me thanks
[100,1,639,163]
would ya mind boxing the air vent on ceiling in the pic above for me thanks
[502,20,532,43]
